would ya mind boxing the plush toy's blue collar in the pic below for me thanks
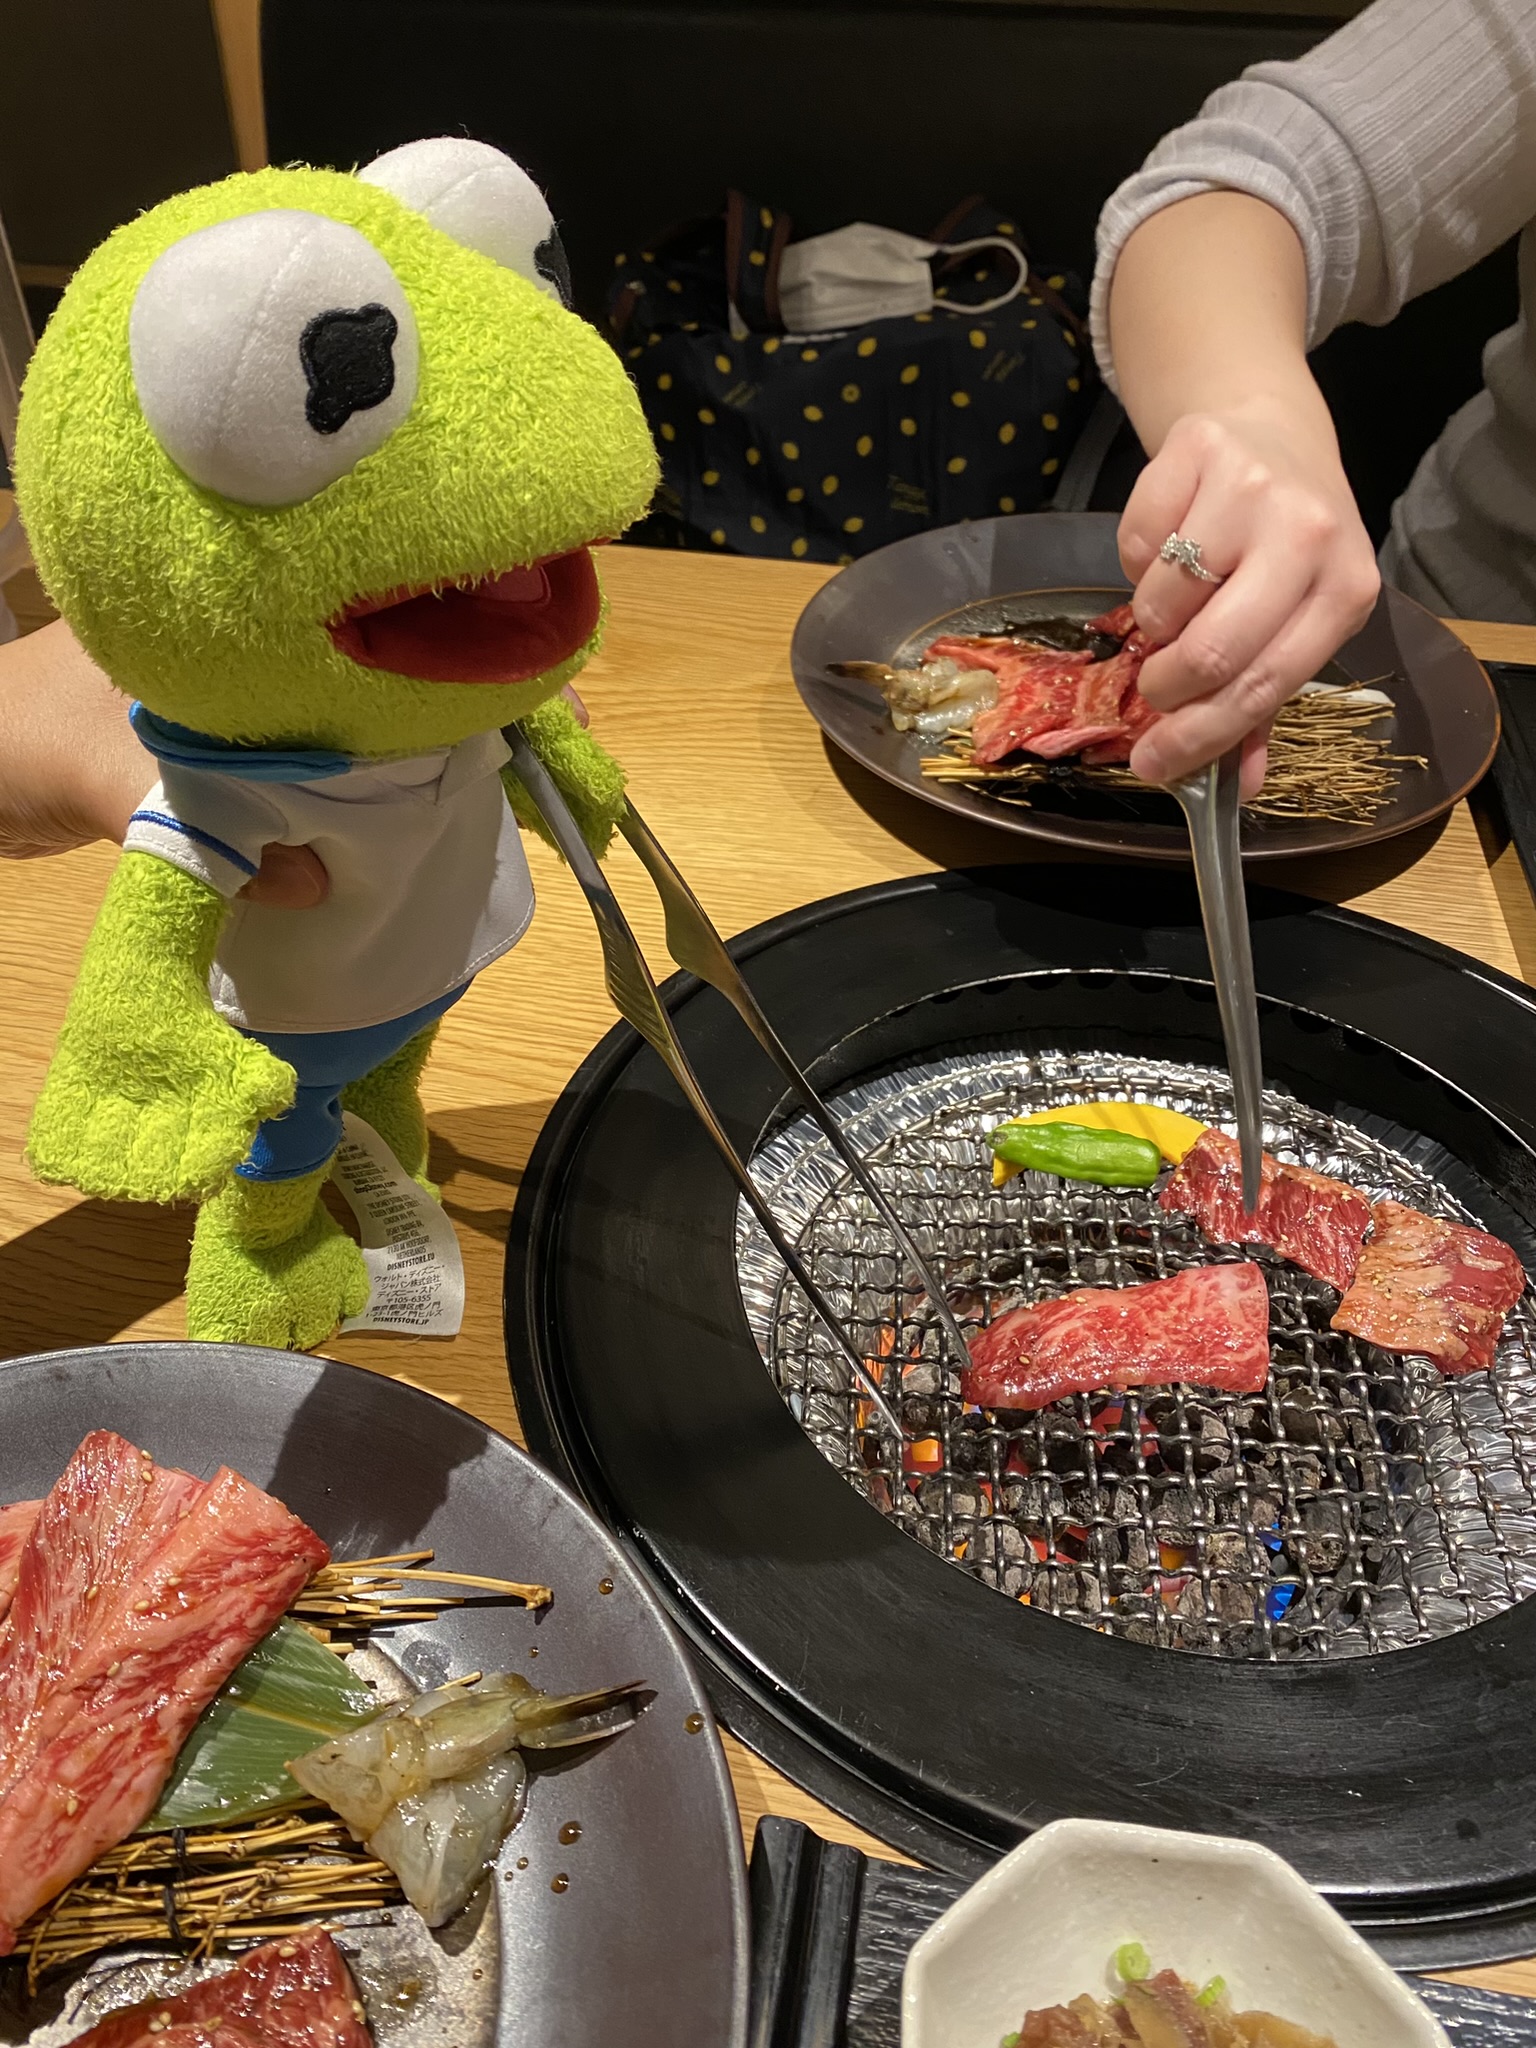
[130,703,353,782]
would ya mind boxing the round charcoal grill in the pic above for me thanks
[508,868,1536,1967]
[738,1053,1536,1663]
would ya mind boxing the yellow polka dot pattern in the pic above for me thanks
[749,249,766,267]
[631,238,1087,565]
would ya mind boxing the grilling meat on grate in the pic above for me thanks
[963,1262,1269,1411]
[66,1927,371,2046]
[0,1430,329,1954]
[1159,1127,1372,1290]
[1331,1198,1526,1374]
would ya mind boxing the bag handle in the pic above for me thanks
[725,190,793,335]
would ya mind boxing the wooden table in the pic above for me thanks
[3,540,1536,1999]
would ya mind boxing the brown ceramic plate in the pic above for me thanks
[789,511,1499,861]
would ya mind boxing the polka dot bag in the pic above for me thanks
[608,192,1097,564]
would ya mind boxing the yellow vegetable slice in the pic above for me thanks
[990,1100,1207,1186]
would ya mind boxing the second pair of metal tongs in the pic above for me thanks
[1171,747,1264,1215]
[505,726,969,1440]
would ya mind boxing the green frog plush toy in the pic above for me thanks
[15,138,658,1349]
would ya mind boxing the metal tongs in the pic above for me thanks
[505,726,973,1440]
[1170,747,1264,1215]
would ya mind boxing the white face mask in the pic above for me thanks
[775,223,1027,335]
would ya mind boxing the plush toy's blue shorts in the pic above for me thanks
[234,983,469,1182]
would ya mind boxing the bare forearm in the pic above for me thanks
[0,619,148,856]
[1100,191,1378,792]
[0,617,329,905]
[1108,191,1332,461]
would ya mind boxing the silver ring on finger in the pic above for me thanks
[1159,531,1225,585]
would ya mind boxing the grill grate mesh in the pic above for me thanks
[736,1052,1536,1661]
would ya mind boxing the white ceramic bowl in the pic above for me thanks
[902,1818,1450,2048]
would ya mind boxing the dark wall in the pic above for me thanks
[1312,240,1522,545]
[0,0,235,268]
[263,0,1338,321]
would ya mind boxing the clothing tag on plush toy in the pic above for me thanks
[331,1112,465,1337]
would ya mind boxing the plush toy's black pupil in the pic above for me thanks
[299,303,398,435]
[535,231,573,308]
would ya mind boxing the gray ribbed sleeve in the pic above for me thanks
[1092,0,1536,382]
[1089,0,1536,622]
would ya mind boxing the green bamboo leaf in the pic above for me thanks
[150,1618,380,1829]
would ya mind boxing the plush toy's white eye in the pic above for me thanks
[129,210,420,506]
[359,137,571,305]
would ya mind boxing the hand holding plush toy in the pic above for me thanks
[15,138,658,1350]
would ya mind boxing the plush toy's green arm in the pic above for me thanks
[27,854,296,1204]
[500,694,628,858]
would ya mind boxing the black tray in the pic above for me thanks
[506,866,1536,1968]
[1487,662,1536,903]
[747,1818,1536,2048]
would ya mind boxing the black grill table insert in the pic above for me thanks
[508,866,1536,1968]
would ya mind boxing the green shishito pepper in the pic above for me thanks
[987,1118,1162,1188]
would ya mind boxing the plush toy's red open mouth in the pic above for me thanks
[327,548,602,685]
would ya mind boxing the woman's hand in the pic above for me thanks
[1105,191,1379,797]
[0,617,327,906]
[1120,398,1380,797]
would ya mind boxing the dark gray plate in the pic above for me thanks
[0,1344,748,2048]
[790,510,1500,861]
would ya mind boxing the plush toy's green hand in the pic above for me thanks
[27,853,295,1204]
[501,694,628,858]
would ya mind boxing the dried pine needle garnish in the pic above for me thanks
[14,1810,402,1991]
[293,1550,552,1633]
[920,684,1425,825]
